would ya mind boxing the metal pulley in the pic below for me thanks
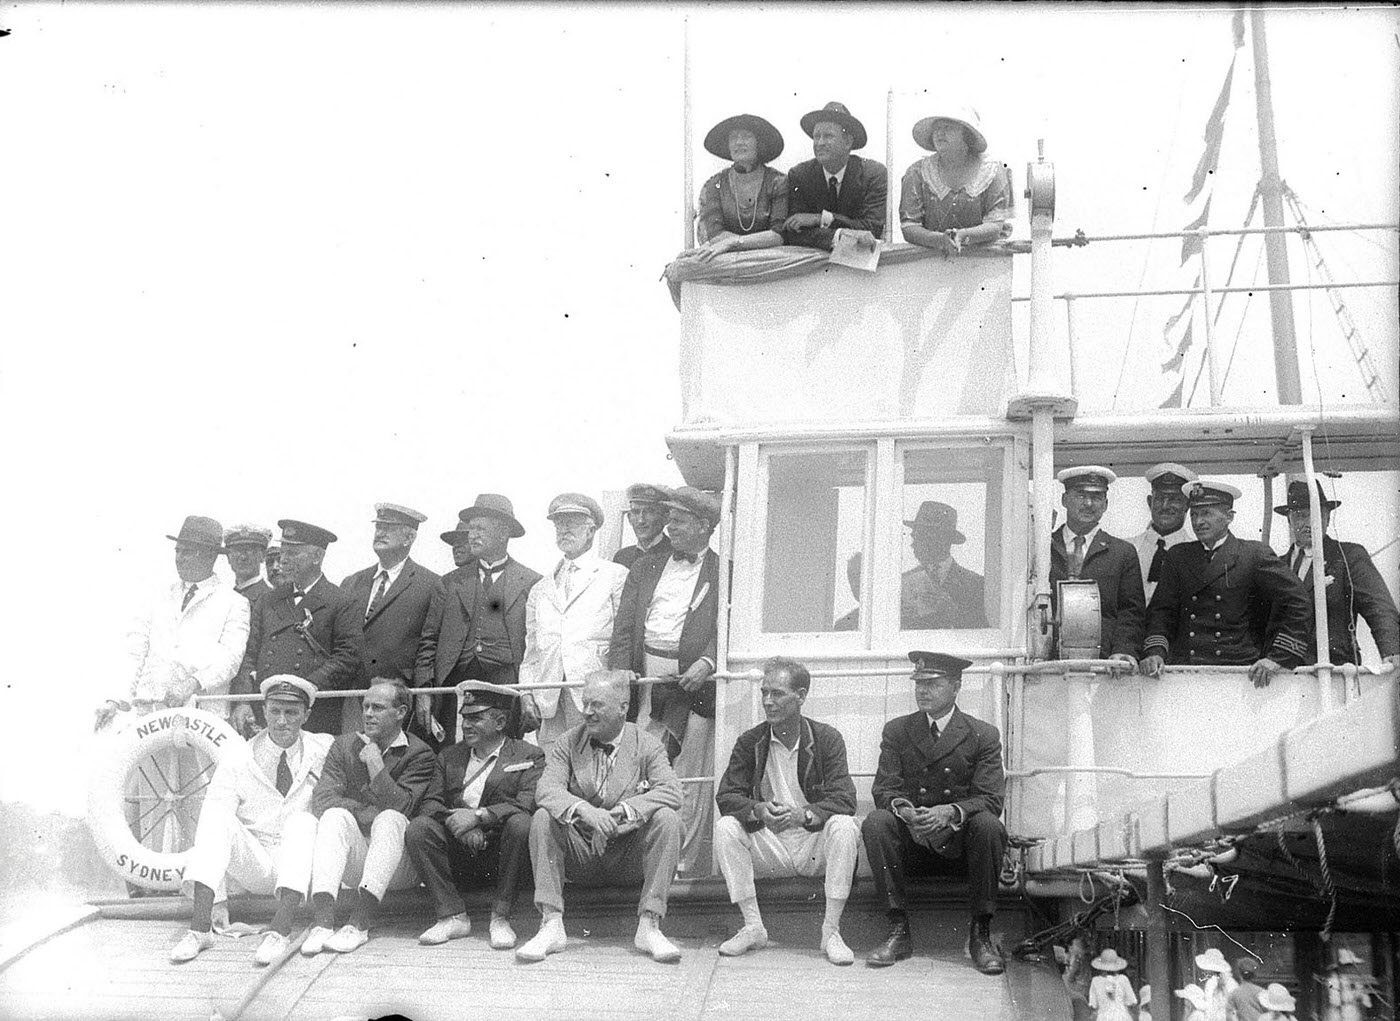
[1055,579,1102,659]
[1026,140,1055,220]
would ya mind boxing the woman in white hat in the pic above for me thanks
[900,105,1013,256]
[1175,983,1211,1021]
[1195,947,1237,1021]
[688,113,788,260]
[1087,948,1138,1021]
[1257,982,1298,1020]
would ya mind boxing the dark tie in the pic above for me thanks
[1203,545,1215,563]
[672,551,698,564]
[480,566,499,595]
[275,752,292,796]
[366,570,389,620]
[1148,538,1167,582]
[1291,547,1307,577]
[928,719,939,742]
[1069,535,1086,579]
[181,584,198,611]
[825,174,840,212]
[589,738,616,754]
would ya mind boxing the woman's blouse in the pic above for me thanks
[899,152,1013,236]
[696,165,788,242]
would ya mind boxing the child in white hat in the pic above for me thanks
[1087,948,1138,1021]
[1257,982,1297,1020]
[1175,983,1210,1021]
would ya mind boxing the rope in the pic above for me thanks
[1312,816,1337,942]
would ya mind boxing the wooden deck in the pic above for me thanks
[0,894,1049,1021]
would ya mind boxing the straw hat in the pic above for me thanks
[1175,984,1208,1010]
[1090,948,1129,972]
[1257,983,1296,1012]
[911,104,988,154]
[703,114,784,165]
[1195,948,1233,973]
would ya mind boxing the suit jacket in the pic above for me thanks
[201,730,334,847]
[781,154,888,251]
[234,578,274,603]
[535,721,682,823]
[715,716,856,833]
[441,563,476,590]
[607,547,720,720]
[1288,536,1400,664]
[415,556,543,685]
[899,560,988,630]
[127,575,250,715]
[1049,528,1147,658]
[420,737,545,829]
[1144,533,1311,667]
[311,729,439,831]
[234,576,364,735]
[613,534,672,572]
[520,552,629,716]
[871,707,1005,822]
[341,558,445,685]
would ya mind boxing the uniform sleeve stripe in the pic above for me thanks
[1144,635,1169,651]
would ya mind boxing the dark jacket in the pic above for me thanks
[781,154,888,251]
[899,560,988,630]
[311,729,438,831]
[1049,528,1147,658]
[415,556,542,684]
[1144,533,1311,667]
[420,737,545,829]
[716,716,856,832]
[1290,536,1400,664]
[341,558,445,685]
[871,707,1005,822]
[613,534,672,572]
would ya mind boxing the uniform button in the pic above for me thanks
[1215,614,1221,620]
[1216,595,1222,601]
[1190,614,1197,620]
[943,790,952,796]
[1215,632,1221,638]
[1189,631,1195,637]
[944,768,951,774]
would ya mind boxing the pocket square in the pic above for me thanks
[503,761,532,773]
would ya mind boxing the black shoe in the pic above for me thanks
[866,918,912,967]
[968,917,1005,976]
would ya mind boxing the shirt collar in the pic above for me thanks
[559,548,598,574]
[479,556,509,575]
[1062,524,1100,549]
[298,574,324,595]
[376,556,409,587]
[469,736,506,762]
[825,160,849,187]
[926,705,956,731]
[1149,522,1185,538]
[1204,534,1230,552]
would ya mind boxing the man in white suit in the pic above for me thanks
[97,515,250,730]
[170,674,333,965]
[521,493,628,749]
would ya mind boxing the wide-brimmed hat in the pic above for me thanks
[1091,948,1129,972]
[1175,984,1208,1010]
[663,486,722,529]
[1257,983,1296,1012]
[912,105,987,154]
[167,515,225,551]
[799,101,868,150]
[1273,479,1341,516]
[1195,948,1232,973]
[458,493,525,539]
[704,113,784,165]
[903,501,966,543]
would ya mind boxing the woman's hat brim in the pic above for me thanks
[912,115,988,154]
[704,114,784,164]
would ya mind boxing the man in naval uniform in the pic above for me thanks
[1130,463,1198,603]
[861,652,1008,975]
[780,101,887,252]
[900,501,988,630]
[1048,466,1145,663]
[1142,481,1311,687]
[341,503,445,739]
[232,520,364,735]
[225,524,275,603]
[1274,479,1400,669]
[613,483,673,570]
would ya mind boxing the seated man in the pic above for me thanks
[713,657,859,965]
[404,681,545,950]
[861,652,1007,975]
[170,674,332,965]
[301,679,437,955]
[516,670,683,964]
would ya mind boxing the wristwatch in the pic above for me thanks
[802,809,814,827]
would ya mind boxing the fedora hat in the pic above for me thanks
[1195,947,1232,973]
[458,493,525,539]
[903,501,966,544]
[1090,948,1129,972]
[704,113,784,165]
[912,105,988,154]
[799,101,868,150]
[1273,479,1341,516]
[1257,983,1296,1013]
[167,515,225,551]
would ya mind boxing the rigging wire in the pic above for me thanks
[1189,240,1264,404]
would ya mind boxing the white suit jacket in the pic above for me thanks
[126,575,251,717]
[201,730,334,848]
[519,551,628,717]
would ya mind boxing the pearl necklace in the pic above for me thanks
[731,166,761,232]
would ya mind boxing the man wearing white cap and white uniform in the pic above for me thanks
[170,674,331,966]
[1130,463,1198,602]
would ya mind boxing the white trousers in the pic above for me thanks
[537,693,585,749]
[714,813,860,903]
[309,807,415,900]
[183,803,316,901]
[641,653,714,874]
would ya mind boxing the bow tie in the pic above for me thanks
[589,738,616,754]
[671,551,698,564]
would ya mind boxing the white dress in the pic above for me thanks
[1088,973,1138,1021]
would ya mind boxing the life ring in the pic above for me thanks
[86,707,241,891]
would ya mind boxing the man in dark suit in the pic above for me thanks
[224,524,274,603]
[1049,466,1146,663]
[1143,481,1311,687]
[439,515,475,589]
[1274,479,1399,668]
[404,681,545,951]
[341,503,445,739]
[900,501,988,630]
[862,652,1007,975]
[613,483,673,570]
[414,494,542,744]
[780,101,887,252]
[232,520,364,736]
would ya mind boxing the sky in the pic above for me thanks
[1,2,1396,814]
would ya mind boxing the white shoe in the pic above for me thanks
[301,925,334,956]
[253,931,289,966]
[170,929,214,963]
[418,914,472,946]
[634,922,682,963]
[718,924,768,957]
[515,920,566,962]
[489,916,517,950]
[821,930,855,966]
[326,924,369,954]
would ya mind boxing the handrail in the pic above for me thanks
[1009,278,1396,303]
[1047,221,1397,245]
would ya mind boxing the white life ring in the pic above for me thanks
[86,707,241,891]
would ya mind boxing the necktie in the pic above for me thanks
[366,570,389,620]
[1070,535,1086,578]
[1203,545,1215,563]
[181,584,198,611]
[1148,538,1167,582]
[481,565,499,595]
[1292,547,1308,578]
[929,719,940,742]
[825,174,840,212]
[672,551,698,564]
[562,561,577,600]
[275,752,292,796]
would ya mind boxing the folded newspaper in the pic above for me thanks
[829,228,881,272]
